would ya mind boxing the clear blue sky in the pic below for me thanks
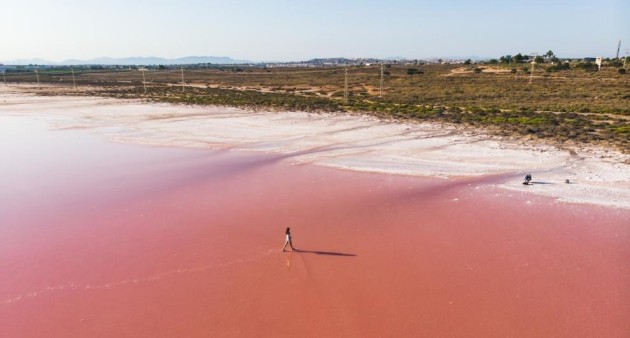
[1,0,628,61]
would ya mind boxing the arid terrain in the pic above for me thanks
[4,62,629,152]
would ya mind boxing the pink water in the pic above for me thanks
[1,116,628,337]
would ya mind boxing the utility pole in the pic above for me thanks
[140,68,147,94]
[344,65,348,104]
[379,63,384,97]
[616,40,621,59]
[35,69,40,87]
[2,72,6,86]
[71,68,76,90]
[181,67,185,92]
[624,49,630,69]
[528,53,537,85]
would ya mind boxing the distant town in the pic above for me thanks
[0,54,626,72]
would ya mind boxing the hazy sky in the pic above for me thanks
[1,0,628,61]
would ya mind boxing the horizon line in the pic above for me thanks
[1,53,624,66]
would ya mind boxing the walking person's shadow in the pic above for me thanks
[292,248,356,257]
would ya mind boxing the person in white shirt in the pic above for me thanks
[282,227,296,251]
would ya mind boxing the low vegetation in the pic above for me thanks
[4,60,629,152]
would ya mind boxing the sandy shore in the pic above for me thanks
[1,85,629,209]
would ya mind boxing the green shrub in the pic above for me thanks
[574,62,597,70]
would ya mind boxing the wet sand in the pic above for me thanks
[1,115,629,337]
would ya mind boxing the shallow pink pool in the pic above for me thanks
[1,115,628,337]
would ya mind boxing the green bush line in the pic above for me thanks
[81,85,629,153]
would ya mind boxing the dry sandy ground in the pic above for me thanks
[447,66,513,76]
[2,85,629,209]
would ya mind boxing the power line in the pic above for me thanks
[181,67,185,92]
[344,65,348,104]
[71,68,76,90]
[140,68,147,94]
[528,53,538,85]
[379,63,384,97]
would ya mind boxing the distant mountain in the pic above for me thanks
[1,56,252,65]
[1,58,53,65]
[384,56,408,61]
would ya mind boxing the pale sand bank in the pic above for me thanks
[2,86,629,209]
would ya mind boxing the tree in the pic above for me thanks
[534,56,544,63]
[464,59,471,65]
[513,53,524,63]
[545,50,555,59]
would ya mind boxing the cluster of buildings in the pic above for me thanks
[260,57,470,68]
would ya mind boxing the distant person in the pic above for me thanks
[523,174,532,185]
[282,227,296,252]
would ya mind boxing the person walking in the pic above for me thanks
[282,227,296,251]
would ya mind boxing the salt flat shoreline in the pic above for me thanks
[2,85,629,209]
